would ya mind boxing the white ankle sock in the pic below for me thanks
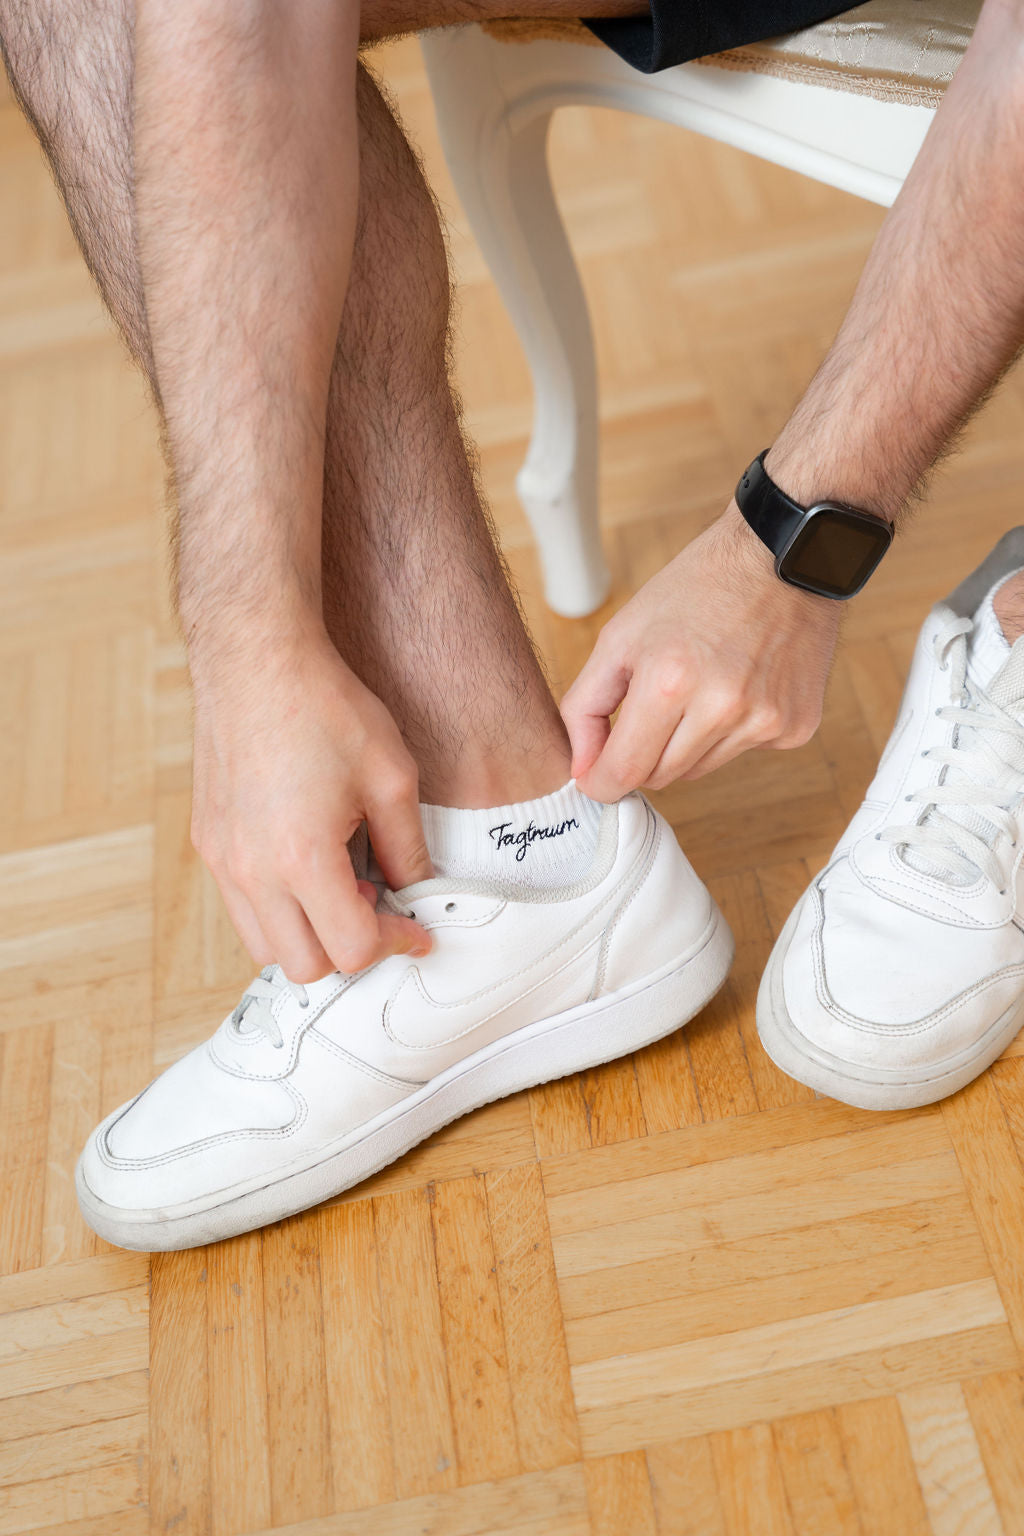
[420,781,603,890]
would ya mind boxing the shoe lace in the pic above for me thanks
[879,616,1024,891]
[231,967,309,1050]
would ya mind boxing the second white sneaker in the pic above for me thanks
[77,792,732,1250]
[759,529,1024,1109]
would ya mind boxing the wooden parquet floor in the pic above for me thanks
[3,31,1024,1536]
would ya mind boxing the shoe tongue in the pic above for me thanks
[902,633,1024,886]
[987,635,1024,710]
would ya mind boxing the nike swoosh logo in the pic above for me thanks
[383,808,660,1051]
[383,928,605,1051]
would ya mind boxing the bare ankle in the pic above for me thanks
[993,570,1024,645]
[420,740,573,810]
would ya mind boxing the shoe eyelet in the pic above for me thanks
[875,832,881,840]
[445,901,457,913]
[408,910,416,921]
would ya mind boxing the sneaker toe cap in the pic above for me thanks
[780,863,1024,1073]
[78,1044,302,1217]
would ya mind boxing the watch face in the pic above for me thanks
[778,505,892,599]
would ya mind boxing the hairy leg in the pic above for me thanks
[0,1,646,807]
[322,64,568,805]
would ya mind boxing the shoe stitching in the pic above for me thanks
[306,1027,425,1089]
[413,902,506,932]
[809,881,1024,1036]
[210,973,359,1079]
[96,1079,310,1170]
[592,812,662,998]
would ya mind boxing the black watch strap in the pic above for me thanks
[735,450,805,558]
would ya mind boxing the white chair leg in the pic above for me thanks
[420,29,610,618]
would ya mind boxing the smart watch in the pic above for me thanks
[735,450,892,601]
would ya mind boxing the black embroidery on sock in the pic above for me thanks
[489,817,580,862]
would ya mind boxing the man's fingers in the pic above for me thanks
[299,855,431,977]
[366,788,433,892]
[648,719,753,788]
[561,652,630,781]
[575,675,687,803]
[218,878,274,968]
[256,889,336,984]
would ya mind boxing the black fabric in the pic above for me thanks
[584,0,860,73]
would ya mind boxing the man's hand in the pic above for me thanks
[565,0,1024,803]
[190,621,432,983]
[562,504,840,800]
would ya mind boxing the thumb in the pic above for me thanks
[366,793,433,892]
[561,652,630,781]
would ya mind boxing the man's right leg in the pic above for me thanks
[0,0,573,814]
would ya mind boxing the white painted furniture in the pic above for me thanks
[419,19,955,615]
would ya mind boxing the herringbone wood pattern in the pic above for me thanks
[4,32,1024,1536]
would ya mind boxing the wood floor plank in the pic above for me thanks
[546,1113,950,1237]
[577,1060,648,1149]
[632,1031,704,1136]
[0,1409,146,1489]
[943,1071,1024,1356]
[149,1248,210,1536]
[962,1369,1024,1536]
[529,1077,594,1159]
[208,1232,272,1536]
[373,1187,457,1500]
[584,1451,657,1536]
[0,1456,145,1536]
[571,1280,1005,1413]
[576,1325,1017,1457]
[319,1199,395,1513]
[772,1410,861,1536]
[0,1249,147,1314]
[564,1226,989,1365]
[239,1463,589,1536]
[540,1100,926,1201]
[0,1370,149,1443]
[0,1024,53,1274]
[556,1193,978,1321]
[487,1162,581,1473]
[645,1436,727,1536]
[40,1016,103,1266]
[262,1219,333,1526]
[711,1424,792,1536]
[835,1397,930,1536]
[431,1174,519,1486]
[552,1151,960,1279]
[899,1382,1003,1536]
[0,1285,148,1361]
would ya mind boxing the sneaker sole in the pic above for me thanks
[757,888,1024,1110]
[76,903,734,1251]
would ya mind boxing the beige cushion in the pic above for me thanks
[481,0,979,106]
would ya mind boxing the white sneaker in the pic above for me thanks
[77,794,732,1250]
[758,529,1024,1110]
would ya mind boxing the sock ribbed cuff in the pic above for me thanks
[420,781,602,889]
